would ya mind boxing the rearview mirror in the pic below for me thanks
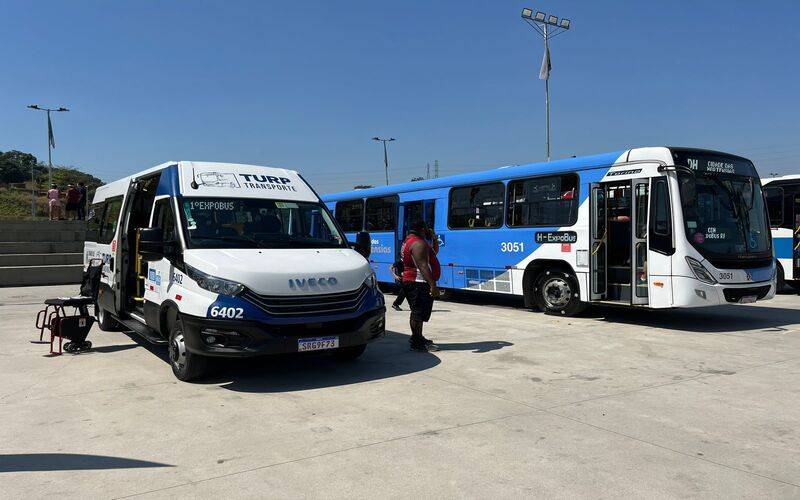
[139,227,164,262]
[352,231,371,259]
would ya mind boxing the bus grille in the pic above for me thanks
[722,285,771,303]
[241,286,369,317]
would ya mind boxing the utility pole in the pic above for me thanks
[434,160,439,178]
[426,162,431,180]
[27,104,69,187]
[521,9,571,162]
[372,137,395,186]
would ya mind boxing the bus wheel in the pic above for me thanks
[168,319,208,382]
[533,270,586,316]
[777,263,787,293]
[96,305,118,331]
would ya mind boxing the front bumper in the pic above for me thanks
[672,277,776,307]
[180,306,386,357]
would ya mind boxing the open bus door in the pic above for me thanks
[794,192,800,280]
[631,179,649,305]
[589,183,606,301]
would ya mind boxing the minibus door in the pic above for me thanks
[589,183,607,301]
[631,179,649,305]
[794,193,800,279]
[114,179,139,315]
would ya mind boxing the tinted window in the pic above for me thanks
[334,200,364,232]
[153,199,178,242]
[649,178,673,255]
[365,196,397,231]
[765,187,783,227]
[448,183,504,229]
[85,203,104,242]
[507,174,578,227]
[653,180,670,235]
[99,197,123,244]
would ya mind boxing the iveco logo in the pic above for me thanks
[289,277,338,289]
[745,271,753,282]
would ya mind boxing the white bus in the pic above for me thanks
[85,161,385,381]
[324,147,776,315]
[763,174,800,291]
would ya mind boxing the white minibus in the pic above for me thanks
[85,161,385,381]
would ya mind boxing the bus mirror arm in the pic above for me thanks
[351,231,372,259]
[139,227,165,262]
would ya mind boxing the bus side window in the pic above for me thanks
[764,187,783,228]
[334,199,364,232]
[86,203,105,242]
[99,197,123,245]
[153,199,178,242]
[649,179,673,255]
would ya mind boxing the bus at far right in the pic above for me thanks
[763,175,800,292]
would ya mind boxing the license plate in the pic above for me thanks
[739,295,757,304]
[298,336,339,352]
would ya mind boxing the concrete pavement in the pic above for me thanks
[1,285,799,498]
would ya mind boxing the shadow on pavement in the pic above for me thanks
[0,453,172,473]
[586,304,800,334]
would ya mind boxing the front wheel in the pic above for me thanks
[533,270,586,317]
[168,319,208,382]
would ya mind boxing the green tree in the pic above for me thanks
[0,150,39,184]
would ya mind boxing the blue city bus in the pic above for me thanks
[763,175,800,291]
[323,147,776,316]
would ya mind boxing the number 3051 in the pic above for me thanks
[500,242,524,253]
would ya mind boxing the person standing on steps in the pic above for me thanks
[77,182,88,220]
[401,219,441,352]
[47,184,61,221]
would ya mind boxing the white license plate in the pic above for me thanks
[298,336,339,352]
[739,295,757,304]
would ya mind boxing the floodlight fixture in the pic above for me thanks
[534,11,546,22]
[547,15,558,25]
[560,18,570,29]
[521,8,533,19]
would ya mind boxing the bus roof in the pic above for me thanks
[762,174,800,184]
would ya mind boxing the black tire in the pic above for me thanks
[533,269,587,317]
[333,344,367,361]
[777,263,786,293]
[96,305,118,331]
[168,319,208,382]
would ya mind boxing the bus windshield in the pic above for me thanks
[180,198,346,249]
[677,172,770,258]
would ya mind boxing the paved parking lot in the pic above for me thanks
[1,285,799,498]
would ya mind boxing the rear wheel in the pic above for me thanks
[533,269,586,317]
[96,305,118,331]
[777,263,786,293]
[168,319,208,382]
[333,344,367,360]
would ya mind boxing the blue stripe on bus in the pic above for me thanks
[774,236,793,259]
[155,164,180,196]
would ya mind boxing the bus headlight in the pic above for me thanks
[185,264,245,296]
[686,257,717,285]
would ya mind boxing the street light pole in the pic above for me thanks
[521,8,571,162]
[372,137,395,186]
[27,104,69,187]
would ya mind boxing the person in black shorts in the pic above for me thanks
[400,219,441,352]
[390,259,406,311]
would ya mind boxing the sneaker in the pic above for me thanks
[391,304,403,311]
[410,341,440,352]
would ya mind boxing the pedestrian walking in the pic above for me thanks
[400,219,441,352]
[47,184,62,221]
[77,182,88,220]
[65,183,80,220]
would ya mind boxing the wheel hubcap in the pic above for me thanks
[543,278,571,308]
[169,332,186,368]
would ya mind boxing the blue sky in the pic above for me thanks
[2,0,798,192]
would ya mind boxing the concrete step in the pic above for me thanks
[0,253,83,267]
[0,241,84,254]
[0,230,85,242]
[0,264,84,287]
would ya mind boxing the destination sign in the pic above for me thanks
[671,149,757,177]
[535,231,578,244]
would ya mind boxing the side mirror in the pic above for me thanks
[352,231,371,259]
[139,227,164,262]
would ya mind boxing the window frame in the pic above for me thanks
[85,202,106,243]
[98,196,124,245]
[447,182,506,230]
[505,173,580,228]
[764,186,784,228]
[648,177,674,255]
[364,195,399,232]
[334,198,365,233]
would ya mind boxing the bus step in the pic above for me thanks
[117,317,167,345]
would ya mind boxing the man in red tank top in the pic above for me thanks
[400,219,441,352]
